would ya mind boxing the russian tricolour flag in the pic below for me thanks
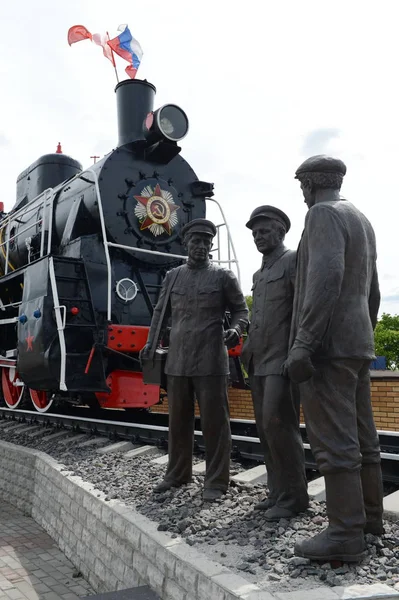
[108,25,143,79]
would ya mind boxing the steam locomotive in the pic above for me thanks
[0,79,241,413]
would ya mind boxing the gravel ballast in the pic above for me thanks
[1,422,398,594]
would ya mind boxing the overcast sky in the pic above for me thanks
[1,0,398,313]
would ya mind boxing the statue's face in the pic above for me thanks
[251,218,281,255]
[186,233,213,263]
[300,182,315,208]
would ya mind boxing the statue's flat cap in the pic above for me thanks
[295,155,347,178]
[246,205,291,232]
[181,218,217,239]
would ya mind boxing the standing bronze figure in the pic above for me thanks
[285,155,383,562]
[141,219,248,501]
[242,206,308,520]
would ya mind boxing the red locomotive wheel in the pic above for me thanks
[29,389,54,413]
[2,368,25,409]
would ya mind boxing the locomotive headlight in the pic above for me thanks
[144,104,189,143]
[157,105,189,141]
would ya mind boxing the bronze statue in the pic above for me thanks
[141,219,249,502]
[242,206,308,521]
[284,155,383,562]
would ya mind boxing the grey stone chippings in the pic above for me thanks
[1,422,399,593]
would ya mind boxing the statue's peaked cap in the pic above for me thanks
[295,155,347,178]
[181,218,217,239]
[246,205,291,232]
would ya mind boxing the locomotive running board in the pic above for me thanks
[0,357,16,368]
[48,256,68,391]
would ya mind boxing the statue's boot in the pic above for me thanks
[264,505,301,521]
[154,479,191,493]
[295,471,366,562]
[203,488,226,502]
[254,497,276,511]
[254,495,276,510]
[361,463,384,535]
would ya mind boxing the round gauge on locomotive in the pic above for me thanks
[156,105,189,141]
[115,278,138,303]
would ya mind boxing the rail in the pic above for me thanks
[0,408,398,482]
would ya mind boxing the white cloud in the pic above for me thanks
[0,0,397,314]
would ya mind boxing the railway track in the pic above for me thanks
[0,406,398,483]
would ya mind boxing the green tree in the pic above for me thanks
[245,295,253,320]
[374,313,399,370]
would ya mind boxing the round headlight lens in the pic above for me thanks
[157,105,189,141]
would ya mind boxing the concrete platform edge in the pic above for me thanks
[0,441,396,600]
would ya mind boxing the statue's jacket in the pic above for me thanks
[148,262,249,376]
[242,245,296,376]
[290,199,380,359]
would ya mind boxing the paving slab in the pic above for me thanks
[193,461,206,474]
[150,454,168,465]
[40,431,69,443]
[232,465,267,485]
[6,426,41,437]
[0,500,93,600]
[124,446,156,459]
[26,428,51,438]
[57,435,88,447]
[2,424,30,435]
[76,438,109,449]
[96,442,134,455]
[383,489,399,515]
[308,476,326,501]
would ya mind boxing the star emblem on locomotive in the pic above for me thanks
[134,183,179,236]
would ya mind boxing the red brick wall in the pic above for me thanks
[151,373,399,431]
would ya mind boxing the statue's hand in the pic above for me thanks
[139,343,151,365]
[224,328,240,349]
[283,347,315,384]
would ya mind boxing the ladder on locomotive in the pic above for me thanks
[48,256,105,392]
[0,188,57,354]
[0,190,100,394]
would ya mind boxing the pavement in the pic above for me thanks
[0,501,94,600]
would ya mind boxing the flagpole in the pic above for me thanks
[107,32,119,83]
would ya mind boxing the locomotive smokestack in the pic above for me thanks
[115,79,156,146]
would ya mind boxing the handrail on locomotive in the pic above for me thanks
[0,168,240,343]
[0,168,241,325]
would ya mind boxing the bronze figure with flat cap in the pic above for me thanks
[284,155,383,562]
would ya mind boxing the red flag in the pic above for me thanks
[68,25,92,46]
[125,65,138,79]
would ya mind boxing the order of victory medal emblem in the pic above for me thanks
[134,183,180,236]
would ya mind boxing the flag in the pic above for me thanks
[67,25,92,45]
[92,33,114,64]
[107,25,143,79]
[68,26,113,64]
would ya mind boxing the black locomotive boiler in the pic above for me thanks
[0,79,241,413]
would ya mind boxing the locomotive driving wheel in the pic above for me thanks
[2,368,25,409]
[29,389,54,413]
